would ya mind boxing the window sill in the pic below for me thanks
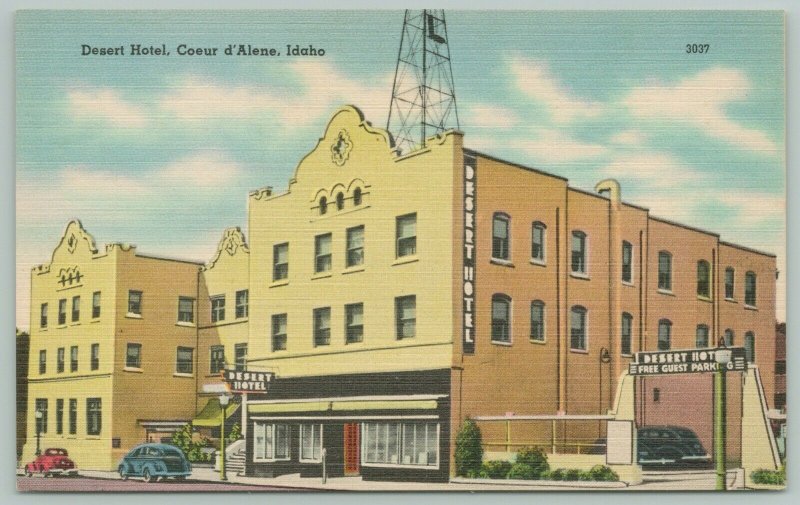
[299,459,323,464]
[173,372,194,378]
[570,272,590,280]
[270,279,289,288]
[90,319,101,323]
[125,313,142,319]
[622,281,635,288]
[86,435,102,440]
[70,321,81,326]
[490,258,515,268]
[123,367,143,373]
[176,321,196,328]
[491,340,512,347]
[570,348,589,354]
[697,296,713,303]
[311,272,333,280]
[342,265,365,275]
[530,338,546,345]
[724,297,737,303]
[621,353,634,358]
[40,328,48,332]
[57,324,68,329]
[744,304,758,311]
[392,255,419,266]
[529,259,546,267]
[657,289,675,297]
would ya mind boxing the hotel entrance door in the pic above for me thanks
[343,423,360,475]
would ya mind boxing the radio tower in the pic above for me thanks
[387,10,460,155]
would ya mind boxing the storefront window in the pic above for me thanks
[300,424,322,462]
[253,423,290,461]
[362,422,438,467]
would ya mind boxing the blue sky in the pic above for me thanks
[15,10,786,328]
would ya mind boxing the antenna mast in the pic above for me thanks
[387,10,459,155]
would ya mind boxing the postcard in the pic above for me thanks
[15,9,786,492]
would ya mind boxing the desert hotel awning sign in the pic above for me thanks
[222,369,274,392]
[463,154,476,354]
[629,348,747,376]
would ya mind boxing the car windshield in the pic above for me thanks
[674,428,698,439]
[45,449,66,456]
[162,447,183,457]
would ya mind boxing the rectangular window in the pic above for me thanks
[531,222,545,263]
[273,243,289,281]
[300,424,323,462]
[658,321,672,351]
[346,225,365,267]
[91,343,99,371]
[724,268,735,300]
[235,290,249,318]
[39,350,46,375]
[570,307,587,350]
[658,252,672,291]
[86,398,101,436]
[92,291,101,318]
[621,313,632,355]
[696,325,709,348]
[176,347,194,374]
[362,422,439,467]
[745,272,757,307]
[775,360,786,375]
[697,260,711,298]
[210,345,225,374]
[396,213,417,258]
[68,399,77,435]
[491,296,511,343]
[70,345,78,372]
[178,297,195,323]
[126,343,142,369]
[571,232,587,274]
[272,314,288,351]
[395,295,416,339]
[314,233,332,273]
[35,399,48,434]
[71,296,80,322]
[58,299,67,325]
[745,332,756,363]
[530,301,545,342]
[622,241,633,283]
[253,423,290,461]
[211,295,225,323]
[40,303,48,328]
[345,303,364,344]
[492,214,510,260]
[56,399,64,435]
[313,307,331,346]
[128,290,142,315]
[57,347,65,373]
[235,343,247,371]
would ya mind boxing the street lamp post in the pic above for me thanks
[219,394,230,482]
[34,410,43,456]
[714,339,732,491]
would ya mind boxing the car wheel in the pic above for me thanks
[118,465,128,481]
[24,467,33,477]
[142,468,153,483]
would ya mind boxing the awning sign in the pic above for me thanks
[629,347,747,376]
[222,369,274,392]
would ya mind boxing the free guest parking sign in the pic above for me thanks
[629,348,747,376]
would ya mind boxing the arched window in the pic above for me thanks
[570,305,587,350]
[745,331,756,363]
[745,271,757,307]
[723,328,734,347]
[658,251,672,291]
[724,267,735,300]
[697,260,711,298]
[353,187,362,206]
[336,192,344,211]
[696,324,709,348]
[492,213,510,261]
[319,196,328,215]
[531,222,546,263]
[621,312,633,355]
[657,319,672,351]
[530,300,545,342]
[491,294,512,344]
[571,231,587,275]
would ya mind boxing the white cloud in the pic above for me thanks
[609,130,647,146]
[68,88,148,128]
[509,129,607,163]
[597,153,707,190]
[456,103,520,129]
[159,151,242,188]
[508,57,604,124]
[623,67,779,154]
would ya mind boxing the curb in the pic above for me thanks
[449,477,628,489]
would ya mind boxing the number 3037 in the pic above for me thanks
[686,44,710,54]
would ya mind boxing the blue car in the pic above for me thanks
[118,443,192,483]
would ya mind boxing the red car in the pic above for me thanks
[24,448,78,477]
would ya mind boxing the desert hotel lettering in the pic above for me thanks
[463,155,476,354]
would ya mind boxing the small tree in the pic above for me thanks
[170,424,193,454]
[227,422,242,444]
[455,418,483,477]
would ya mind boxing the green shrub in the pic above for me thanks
[455,419,484,477]
[751,468,786,486]
[563,468,582,481]
[508,463,538,480]
[227,422,242,443]
[515,447,549,478]
[481,460,513,479]
[577,470,593,481]
[589,465,619,482]
[170,425,213,463]
[548,468,565,481]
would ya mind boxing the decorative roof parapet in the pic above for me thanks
[204,227,249,271]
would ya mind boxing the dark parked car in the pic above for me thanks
[24,448,78,477]
[637,426,711,467]
[118,443,191,482]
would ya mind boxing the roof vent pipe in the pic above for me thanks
[595,179,621,208]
